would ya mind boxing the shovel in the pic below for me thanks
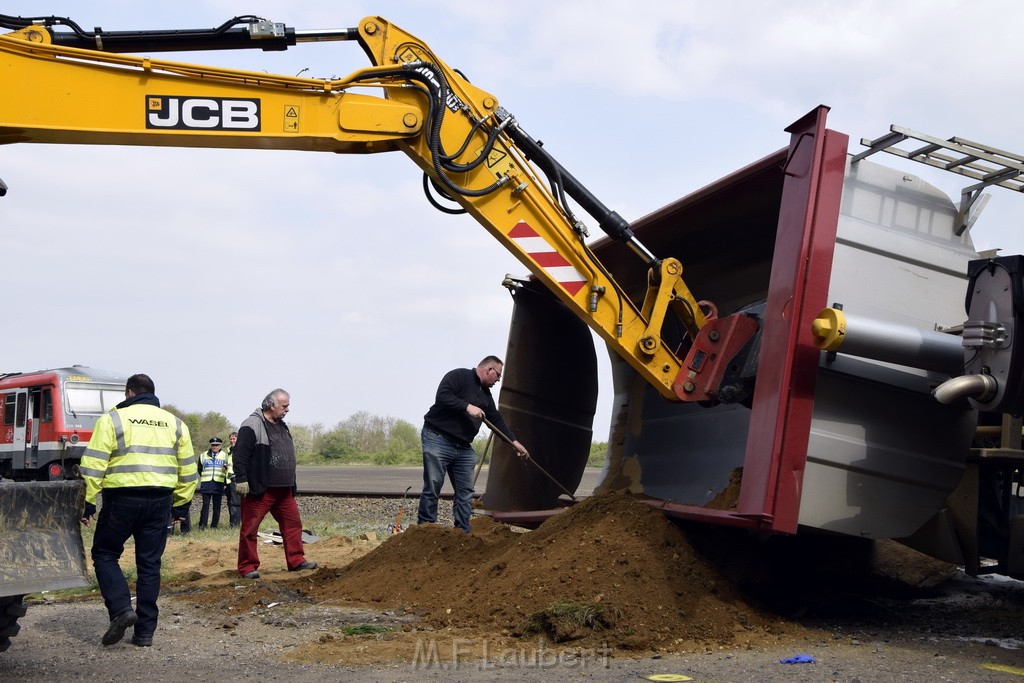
[482,417,577,501]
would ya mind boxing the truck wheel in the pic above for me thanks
[0,595,27,653]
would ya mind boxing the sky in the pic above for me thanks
[3,1,1023,439]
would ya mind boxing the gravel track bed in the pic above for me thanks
[296,494,454,536]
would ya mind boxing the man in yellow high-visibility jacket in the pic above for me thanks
[80,373,197,648]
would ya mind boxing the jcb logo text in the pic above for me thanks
[146,96,261,131]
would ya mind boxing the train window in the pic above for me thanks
[42,389,53,422]
[65,383,125,414]
[2,394,12,425]
[15,393,26,427]
[66,387,103,413]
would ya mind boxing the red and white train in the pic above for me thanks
[0,366,127,481]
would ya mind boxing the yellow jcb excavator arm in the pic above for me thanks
[0,14,757,403]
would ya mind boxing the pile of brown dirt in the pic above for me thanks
[305,491,803,651]
[705,467,742,510]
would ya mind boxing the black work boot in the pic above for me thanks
[131,635,153,647]
[102,611,138,646]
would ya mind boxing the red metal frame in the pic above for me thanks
[663,106,850,532]
[736,106,848,533]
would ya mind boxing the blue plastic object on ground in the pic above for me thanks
[780,654,816,664]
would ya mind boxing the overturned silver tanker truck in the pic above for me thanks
[486,106,1024,581]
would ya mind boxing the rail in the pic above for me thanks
[294,488,475,500]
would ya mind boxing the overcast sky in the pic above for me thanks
[3,1,1023,440]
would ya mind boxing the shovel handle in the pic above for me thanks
[482,417,577,501]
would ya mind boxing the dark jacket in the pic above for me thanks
[233,409,294,496]
[423,367,515,447]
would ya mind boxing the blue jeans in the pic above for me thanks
[91,492,172,639]
[418,426,476,532]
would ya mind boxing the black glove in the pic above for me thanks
[84,502,97,517]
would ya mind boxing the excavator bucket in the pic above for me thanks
[0,481,89,596]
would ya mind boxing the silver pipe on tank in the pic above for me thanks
[813,308,965,375]
[933,373,998,405]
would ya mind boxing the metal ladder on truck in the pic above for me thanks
[853,125,1024,235]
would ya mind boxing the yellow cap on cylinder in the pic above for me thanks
[811,308,847,351]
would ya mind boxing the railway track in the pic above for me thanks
[293,465,601,499]
[295,487,468,499]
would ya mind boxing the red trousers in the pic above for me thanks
[237,486,306,576]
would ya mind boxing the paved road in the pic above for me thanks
[296,465,601,497]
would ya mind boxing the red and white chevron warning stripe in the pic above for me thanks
[508,221,587,296]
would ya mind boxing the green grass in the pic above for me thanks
[342,624,392,636]
[540,602,608,629]
[24,583,99,602]
[522,601,618,642]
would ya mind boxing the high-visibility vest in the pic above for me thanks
[225,445,235,480]
[81,403,198,508]
[199,450,229,485]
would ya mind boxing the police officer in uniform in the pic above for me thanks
[197,436,229,529]
[80,373,197,647]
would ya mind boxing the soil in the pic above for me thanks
[300,492,805,656]
[2,492,1024,681]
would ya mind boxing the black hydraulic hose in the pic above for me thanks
[349,62,503,200]
[422,174,466,215]
[0,13,85,31]
[402,62,507,198]
[546,165,579,229]
[410,63,503,178]
[438,120,502,174]
[437,115,489,162]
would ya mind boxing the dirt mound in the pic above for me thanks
[305,492,802,651]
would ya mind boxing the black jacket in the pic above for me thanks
[423,367,515,447]
[233,409,294,496]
